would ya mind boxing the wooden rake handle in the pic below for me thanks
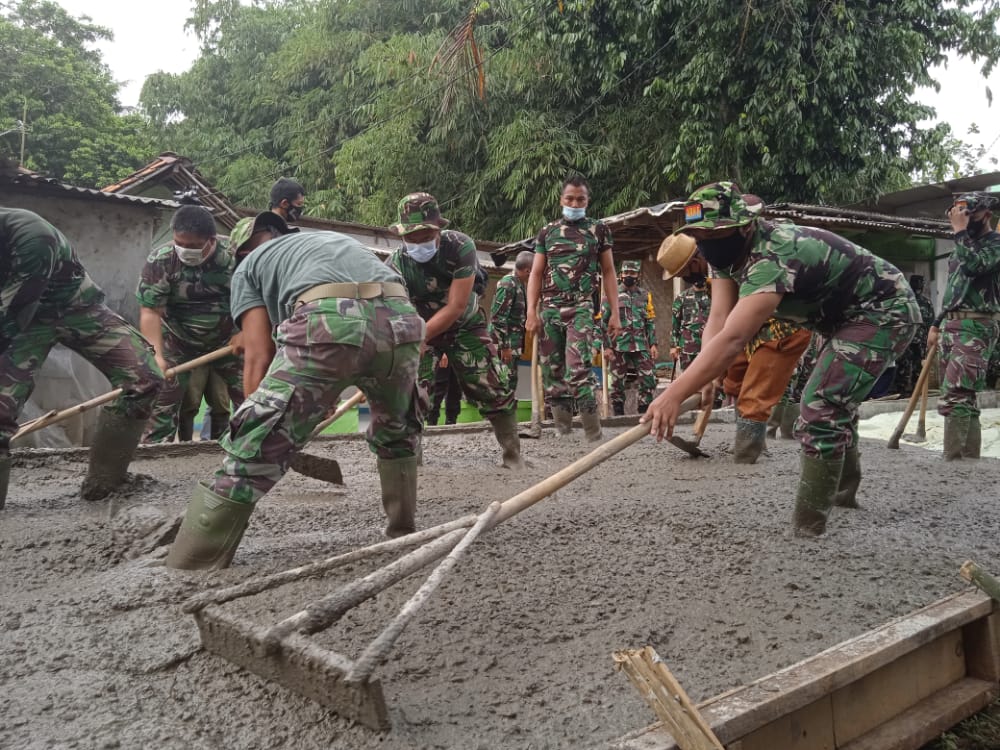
[692,403,713,440]
[309,391,366,439]
[887,340,937,449]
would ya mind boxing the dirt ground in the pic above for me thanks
[2,415,999,750]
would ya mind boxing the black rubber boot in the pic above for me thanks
[733,417,767,464]
[833,446,862,508]
[81,410,147,501]
[792,454,844,537]
[0,455,9,510]
[943,415,971,461]
[766,403,783,439]
[377,455,418,538]
[965,416,981,459]
[165,482,255,570]
[489,410,525,469]
[612,402,625,417]
[580,406,603,442]
[780,401,799,440]
[551,402,573,435]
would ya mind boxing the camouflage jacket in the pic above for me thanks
[915,293,935,341]
[535,216,612,307]
[602,284,656,352]
[135,242,237,348]
[0,208,104,347]
[490,272,526,352]
[936,229,1000,324]
[670,286,710,353]
[388,230,479,330]
[715,219,917,334]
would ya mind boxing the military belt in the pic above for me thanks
[944,310,1000,321]
[295,282,408,308]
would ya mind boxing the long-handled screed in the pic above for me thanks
[183,394,703,730]
[887,341,937,449]
[518,334,542,438]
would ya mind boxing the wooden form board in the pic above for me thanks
[613,590,1000,750]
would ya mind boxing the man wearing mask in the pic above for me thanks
[268,177,306,224]
[893,274,935,396]
[490,250,533,395]
[137,205,244,442]
[388,192,524,469]
[602,261,658,415]
[526,175,621,441]
[928,192,1000,459]
[644,182,919,537]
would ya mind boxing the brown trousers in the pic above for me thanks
[723,328,812,422]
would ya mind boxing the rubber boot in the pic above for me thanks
[792,453,845,537]
[551,403,573,435]
[489,410,525,469]
[943,414,971,461]
[0,455,9,510]
[80,410,147,501]
[612,402,625,417]
[377,455,418,538]
[165,482,255,570]
[733,417,767,464]
[779,401,799,440]
[580,407,603,442]
[965,416,982,459]
[766,403,783,439]
[833,446,862,508]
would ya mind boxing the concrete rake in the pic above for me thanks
[181,395,701,730]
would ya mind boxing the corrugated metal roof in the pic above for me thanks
[7,172,179,209]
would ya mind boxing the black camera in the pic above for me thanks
[950,191,1000,215]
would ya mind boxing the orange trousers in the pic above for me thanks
[723,328,812,422]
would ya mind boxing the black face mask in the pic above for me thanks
[286,203,304,222]
[682,273,707,286]
[622,277,637,287]
[697,232,748,271]
[969,217,987,236]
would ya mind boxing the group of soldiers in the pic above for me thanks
[1,175,997,560]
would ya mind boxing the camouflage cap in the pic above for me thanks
[621,260,641,274]
[228,211,294,253]
[677,181,760,233]
[657,233,698,280]
[389,192,450,235]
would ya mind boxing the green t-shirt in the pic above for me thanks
[230,230,405,326]
[388,229,479,327]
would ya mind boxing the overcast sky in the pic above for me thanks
[52,0,1000,171]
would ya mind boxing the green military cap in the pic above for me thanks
[228,212,294,254]
[389,192,451,235]
[621,260,641,274]
[677,181,762,233]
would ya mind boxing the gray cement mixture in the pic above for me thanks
[2,419,999,749]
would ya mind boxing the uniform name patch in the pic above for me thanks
[685,203,704,223]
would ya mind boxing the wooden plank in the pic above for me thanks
[831,630,965,745]
[735,696,834,750]
[963,611,1000,682]
[839,677,997,750]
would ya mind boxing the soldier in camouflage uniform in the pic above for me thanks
[769,333,825,440]
[387,193,524,469]
[928,192,1000,460]
[490,250,533,395]
[601,260,658,415]
[166,230,425,570]
[0,207,163,509]
[644,182,919,537]
[670,276,711,373]
[892,274,935,396]
[526,175,621,441]
[137,205,243,442]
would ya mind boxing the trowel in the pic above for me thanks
[668,402,712,458]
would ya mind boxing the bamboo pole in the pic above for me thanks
[309,391,365,438]
[916,366,930,441]
[960,560,1000,603]
[887,341,938,449]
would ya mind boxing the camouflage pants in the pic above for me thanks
[677,341,701,373]
[781,333,824,404]
[142,332,243,443]
[724,329,811,422]
[0,300,162,453]
[799,318,918,459]
[539,304,597,410]
[213,297,424,505]
[418,309,514,421]
[608,350,656,410]
[504,349,522,397]
[937,317,1000,419]
[179,364,232,441]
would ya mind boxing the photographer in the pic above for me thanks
[929,192,1000,459]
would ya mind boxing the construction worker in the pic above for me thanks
[602,260,658,415]
[137,205,244,442]
[490,250,533,395]
[526,174,621,440]
[892,274,935,396]
[665,248,711,374]
[387,192,524,468]
[769,333,825,441]
[928,192,1000,460]
[645,182,919,537]
[166,229,425,570]
[0,207,163,508]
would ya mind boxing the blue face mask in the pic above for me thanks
[403,239,438,263]
[562,206,586,221]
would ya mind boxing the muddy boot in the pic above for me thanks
[792,454,844,537]
[489,410,525,469]
[165,482,255,570]
[580,406,603,442]
[377,455,418,538]
[965,416,982,459]
[779,401,799,440]
[0,455,9,510]
[833,446,862,508]
[80,410,147,501]
[733,417,766,464]
[943,414,970,461]
[551,402,573,435]
[612,401,625,417]
[766,403,783,439]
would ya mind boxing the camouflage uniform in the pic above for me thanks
[389,230,514,421]
[670,285,710,371]
[137,242,243,442]
[893,290,935,395]
[0,208,162,452]
[602,262,657,413]
[934,229,1000,420]
[490,270,527,394]
[535,216,612,412]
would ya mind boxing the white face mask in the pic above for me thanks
[562,206,586,221]
[403,239,438,263]
[174,241,212,266]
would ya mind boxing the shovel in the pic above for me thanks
[667,401,712,458]
[518,334,542,439]
[887,341,937,449]
[287,392,366,485]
